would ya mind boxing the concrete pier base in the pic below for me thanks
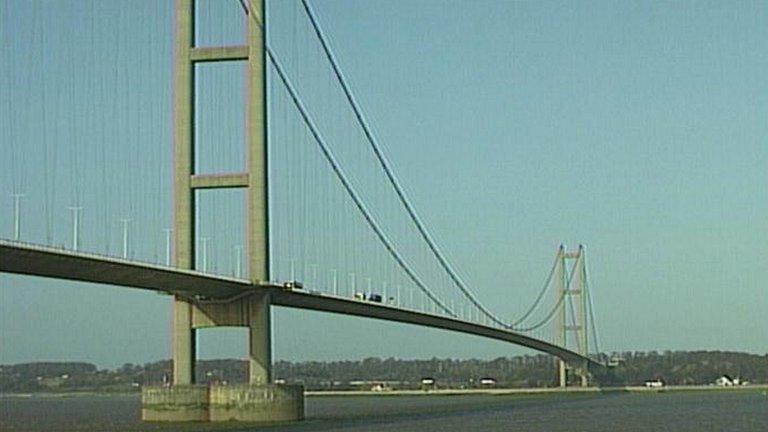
[209,385,304,422]
[141,385,208,422]
[141,384,304,423]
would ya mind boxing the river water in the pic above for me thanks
[1,390,766,431]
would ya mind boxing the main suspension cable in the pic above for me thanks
[264,41,455,317]
[512,252,559,326]
[297,0,510,327]
[242,1,578,330]
[584,256,601,356]
[515,255,578,333]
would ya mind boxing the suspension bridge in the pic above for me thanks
[0,0,606,422]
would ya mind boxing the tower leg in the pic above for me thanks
[578,360,589,387]
[248,294,271,385]
[558,359,567,388]
[171,0,195,389]
[172,298,195,385]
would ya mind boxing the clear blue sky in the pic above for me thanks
[1,0,767,368]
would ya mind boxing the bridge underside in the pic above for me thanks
[0,240,601,370]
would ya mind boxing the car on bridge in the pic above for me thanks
[352,292,382,303]
[283,281,303,290]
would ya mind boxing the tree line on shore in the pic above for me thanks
[1,350,765,392]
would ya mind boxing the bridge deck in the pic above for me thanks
[0,240,602,370]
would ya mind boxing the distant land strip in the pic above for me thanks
[2,350,766,393]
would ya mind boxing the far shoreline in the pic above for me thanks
[307,383,768,397]
[3,384,767,399]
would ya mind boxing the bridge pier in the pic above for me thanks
[572,361,590,387]
[579,366,589,387]
[248,293,271,385]
[190,293,273,383]
[557,359,567,388]
[142,384,303,423]
[144,294,303,423]
[556,359,590,388]
[172,299,196,385]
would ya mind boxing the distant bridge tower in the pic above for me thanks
[171,0,270,386]
[553,244,589,387]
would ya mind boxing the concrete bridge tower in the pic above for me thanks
[142,0,303,422]
[554,244,590,387]
[171,0,270,389]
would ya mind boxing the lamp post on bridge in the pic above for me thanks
[234,245,243,278]
[163,228,173,266]
[331,269,338,296]
[199,237,209,273]
[11,193,24,241]
[383,281,387,303]
[119,218,131,259]
[69,206,82,251]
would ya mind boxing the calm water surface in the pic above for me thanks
[1,391,766,431]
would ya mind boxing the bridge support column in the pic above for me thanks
[556,361,589,388]
[248,293,271,385]
[144,294,302,422]
[170,0,196,388]
[577,360,589,387]
[557,359,567,388]
[189,293,273,385]
[172,299,196,385]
